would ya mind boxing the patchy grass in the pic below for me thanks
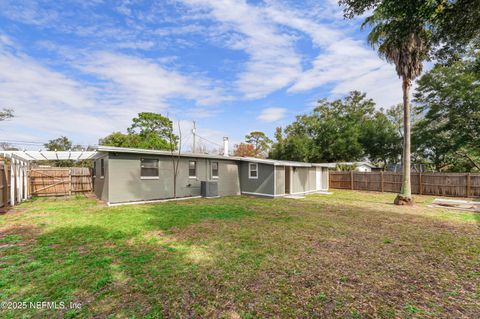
[0,190,478,318]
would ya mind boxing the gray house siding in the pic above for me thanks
[106,153,240,204]
[216,161,241,197]
[274,166,285,196]
[93,155,108,202]
[290,167,317,194]
[239,162,275,196]
[317,167,329,190]
[308,167,316,191]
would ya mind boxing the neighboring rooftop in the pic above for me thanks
[318,161,377,169]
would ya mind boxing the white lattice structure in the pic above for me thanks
[1,150,97,207]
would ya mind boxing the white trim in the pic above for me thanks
[140,176,160,180]
[108,196,202,207]
[248,162,258,179]
[188,160,197,179]
[211,161,219,179]
[289,189,331,195]
[242,191,275,197]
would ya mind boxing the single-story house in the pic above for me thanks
[320,162,379,172]
[93,146,330,205]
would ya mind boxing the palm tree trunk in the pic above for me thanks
[395,78,413,205]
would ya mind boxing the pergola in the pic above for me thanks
[1,150,97,207]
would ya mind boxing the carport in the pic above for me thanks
[0,150,97,209]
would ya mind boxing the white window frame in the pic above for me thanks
[248,162,258,179]
[211,161,219,179]
[189,160,197,179]
[140,158,159,180]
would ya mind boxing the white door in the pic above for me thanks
[316,168,322,190]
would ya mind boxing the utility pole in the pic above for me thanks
[192,121,196,153]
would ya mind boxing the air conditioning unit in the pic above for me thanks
[200,181,218,198]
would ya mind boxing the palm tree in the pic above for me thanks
[364,15,429,205]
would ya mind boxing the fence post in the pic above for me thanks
[419,172,423,195]
[381,171,384,192]
[350,171,354,190]
[466,173,471,198]
[69,168,72,196]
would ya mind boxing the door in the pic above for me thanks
[316,167,322,190]
[285,166,291,194]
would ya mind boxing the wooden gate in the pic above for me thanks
[30,167,92,197]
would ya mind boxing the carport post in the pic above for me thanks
[24,163,29,200]
[22,162,27,200]
[19,161,24,202]
[16,159,21,203]
[10,158,15,206]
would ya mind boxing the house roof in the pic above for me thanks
[96,146,330,167]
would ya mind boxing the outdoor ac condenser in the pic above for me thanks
[200,181,218,198]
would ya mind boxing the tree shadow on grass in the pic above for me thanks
[0,223,217,318]
[0,202,257,318]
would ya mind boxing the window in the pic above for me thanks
[189,161,197,178]
[248,163,258,179]
[141,158,159,178]
[211,162,219,178]
[100,159,105,178]
[93,161,96,177]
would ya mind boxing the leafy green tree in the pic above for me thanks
[99,113,178,150]
[128,112,177,147]
[245,131,273,158]
[360,109,402,169]
[98,132,142,148]
[271,91,396,163]
[269,127,285,159]
[413,49,480,171]
[44,136,73,151]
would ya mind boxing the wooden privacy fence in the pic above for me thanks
[30,167,92,197]
[329,171,480,198]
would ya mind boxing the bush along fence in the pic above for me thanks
[329,171,480,198]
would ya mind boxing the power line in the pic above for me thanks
[195,134,223,148]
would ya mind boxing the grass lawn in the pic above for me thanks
[0,190,479,318]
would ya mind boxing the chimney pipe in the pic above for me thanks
[223,137,229,156]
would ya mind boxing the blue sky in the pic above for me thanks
[0,0,403,151]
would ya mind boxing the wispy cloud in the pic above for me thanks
[179,0,303,99]
[0,37,229,144]
[178,0,402,105]
[257,107,287,122]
